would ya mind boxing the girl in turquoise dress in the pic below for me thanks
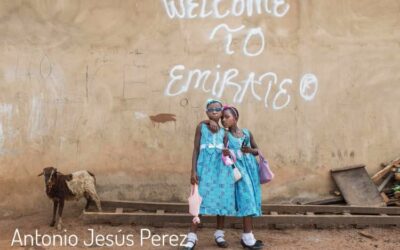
[222,106,264,250]
[184,99,236,249]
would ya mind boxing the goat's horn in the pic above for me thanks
[38,172,44,176]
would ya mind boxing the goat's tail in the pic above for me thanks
[88,171,96,185]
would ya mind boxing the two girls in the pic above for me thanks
[184,100,263,250]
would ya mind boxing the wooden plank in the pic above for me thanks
[372,164,394,184]
[387,199,400,206]
[263,205,400,215]
[378,172,394,192]
[270,211,288,229]
[81,211,400,227]
[89,201,400,215]
[303,197,344,205]
[380,157,400,169]
[331,165,385,206]
[380,192,390,204]
[115,208,123,214]
[97,200,187,213]
[255,214,399,226]
[358,232,375,240]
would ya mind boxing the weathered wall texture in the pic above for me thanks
[1,0,400,216]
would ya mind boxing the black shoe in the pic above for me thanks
[240,239,263,249]
[255,240,264,246]
[182,240,196,250]
[215,236,229,248]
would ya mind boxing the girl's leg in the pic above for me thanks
[214,215,229,248]
[241,216,263,248]
[216,215,225,229]
[189,220,199,233]
[184,221,199,249]
[243,216,252,233]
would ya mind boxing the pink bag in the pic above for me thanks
[222,148,237,166]
[221,143,242,182]
[188,184,202,224]
[258,151,274,184]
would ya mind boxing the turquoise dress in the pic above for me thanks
[197,124,236,216]
[228,128,262,217]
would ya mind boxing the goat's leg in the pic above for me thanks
[56,199,64,230]
[50,200,58,227]
[92,193,102,212]
[85,196,92,211]
[87,188,102,212]
[94,196,102,212]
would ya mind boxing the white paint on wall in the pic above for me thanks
[161,0,290,19]
[161,0,318,110]
[209,24,265,57]
[49,63,66,100]
[272,78,292,110]
[134,112,148,120]
[0,104,13,122]
[300,73,318,101]
[242,27,265,57]
[164,64,317,110]
[29,96,45,139]
[209,24,245,55]
[0,104,15,155]
[0,123,4,154]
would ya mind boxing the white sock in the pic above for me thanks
[185,232,197,248]
[242,232,256,246]
[214,229,225,243]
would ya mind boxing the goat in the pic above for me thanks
[38,167,102,229]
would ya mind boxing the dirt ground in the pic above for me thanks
[0,207,399,250]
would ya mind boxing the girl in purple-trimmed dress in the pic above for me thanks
[222,105,263,250]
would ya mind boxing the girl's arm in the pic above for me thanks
[191,124,202,184]
[249,131,259,156]
[200,120,219,133]
[241,130,259,156]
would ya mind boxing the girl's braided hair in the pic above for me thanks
[223,106,239,121]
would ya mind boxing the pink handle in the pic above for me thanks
[222,149,237,166]
[192,216,200,224]
[191,184,199,195]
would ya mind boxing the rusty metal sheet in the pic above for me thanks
[331,165,385,207]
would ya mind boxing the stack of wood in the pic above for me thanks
[301,158,400,207]
[371,157,400,206]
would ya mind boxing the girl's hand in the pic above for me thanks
[191,172,199,185]
[241,146,254,154]
[208,120,219,133]
[252,149,259,156]
[222,148,231,156]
